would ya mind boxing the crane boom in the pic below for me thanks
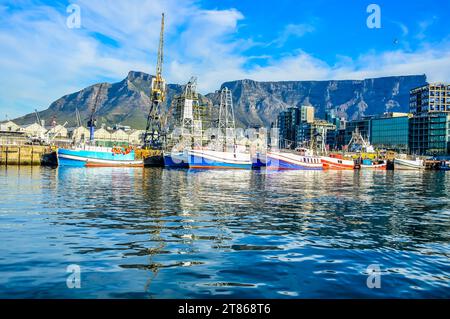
[143,13,167,149]
[152,12,165,103]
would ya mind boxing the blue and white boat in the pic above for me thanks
[266,148,323,170]
[163,150,189,168]
[57,146,143,167]
[251,151,266,169]
[188,149,252,169]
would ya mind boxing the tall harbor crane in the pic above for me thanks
[87,83,106,143]
[143,13,166,149]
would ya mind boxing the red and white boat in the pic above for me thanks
[321,154,355,170]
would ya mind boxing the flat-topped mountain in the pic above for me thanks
[13,71,427,128]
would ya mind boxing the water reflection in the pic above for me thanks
[0,166,449,298]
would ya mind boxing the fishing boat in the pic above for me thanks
[188,148,252,169]
[321,153,355,170]
[188,87,252,170]
[251,151,266,169]
[57,146,143,167]
[267,148,323,170]
[163,77,202,169]
[394,158,424,170]
[143,152,164,167]
[360,158,387,169]
[438,160,450,171]
[163,150,189,168]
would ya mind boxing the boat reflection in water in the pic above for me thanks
[1,166,450,298]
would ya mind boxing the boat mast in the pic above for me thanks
[87,83,105,143]
[217,87,236,152]
[75,108,82,127]
[181,77,197,138]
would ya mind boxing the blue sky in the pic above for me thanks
[1,0,449,119]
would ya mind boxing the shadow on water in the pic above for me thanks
[0,166,449,298]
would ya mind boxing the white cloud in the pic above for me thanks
[268,23,315,47]
[237,44,450,83]
[416,16,438,40]
[393,21,409,37]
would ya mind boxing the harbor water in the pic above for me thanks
[0,166,449,298]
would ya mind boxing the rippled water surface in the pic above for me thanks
[0,166,449,298]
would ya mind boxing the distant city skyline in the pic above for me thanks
[1,0,449,119]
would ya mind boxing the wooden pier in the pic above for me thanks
[0,145,56,166]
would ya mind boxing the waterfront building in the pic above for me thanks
[47,124,68,138]
[111,129,129,143]
[409,113,450,156]
[0,131,28,145]
[69,126,89,143]
[409,83,450,115]
[370,113,410,153]
[23,123,47,139]
[128,130,145,145]
[408,83,450,155]
[277,107,299,149]
[334,129,346,150]
[92,128,112,146]
[325,112,346,150]
[344,118,371,146]
[277,105,315,149]
[0,121,21,132]
[296,120,336,148]
[300,105,314,123]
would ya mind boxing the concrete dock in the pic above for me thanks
[0,145,56,166]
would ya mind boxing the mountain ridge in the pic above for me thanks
[13,71,427,129]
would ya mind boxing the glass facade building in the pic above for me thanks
[277,107,300,149]
[370,116,410,152]
[409,113,450,156]
[408,83,450,155]
[277,106,315,149]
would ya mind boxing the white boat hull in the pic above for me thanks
[267,151,323,170]
[188,149,252,169]
[394,158,424,170]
